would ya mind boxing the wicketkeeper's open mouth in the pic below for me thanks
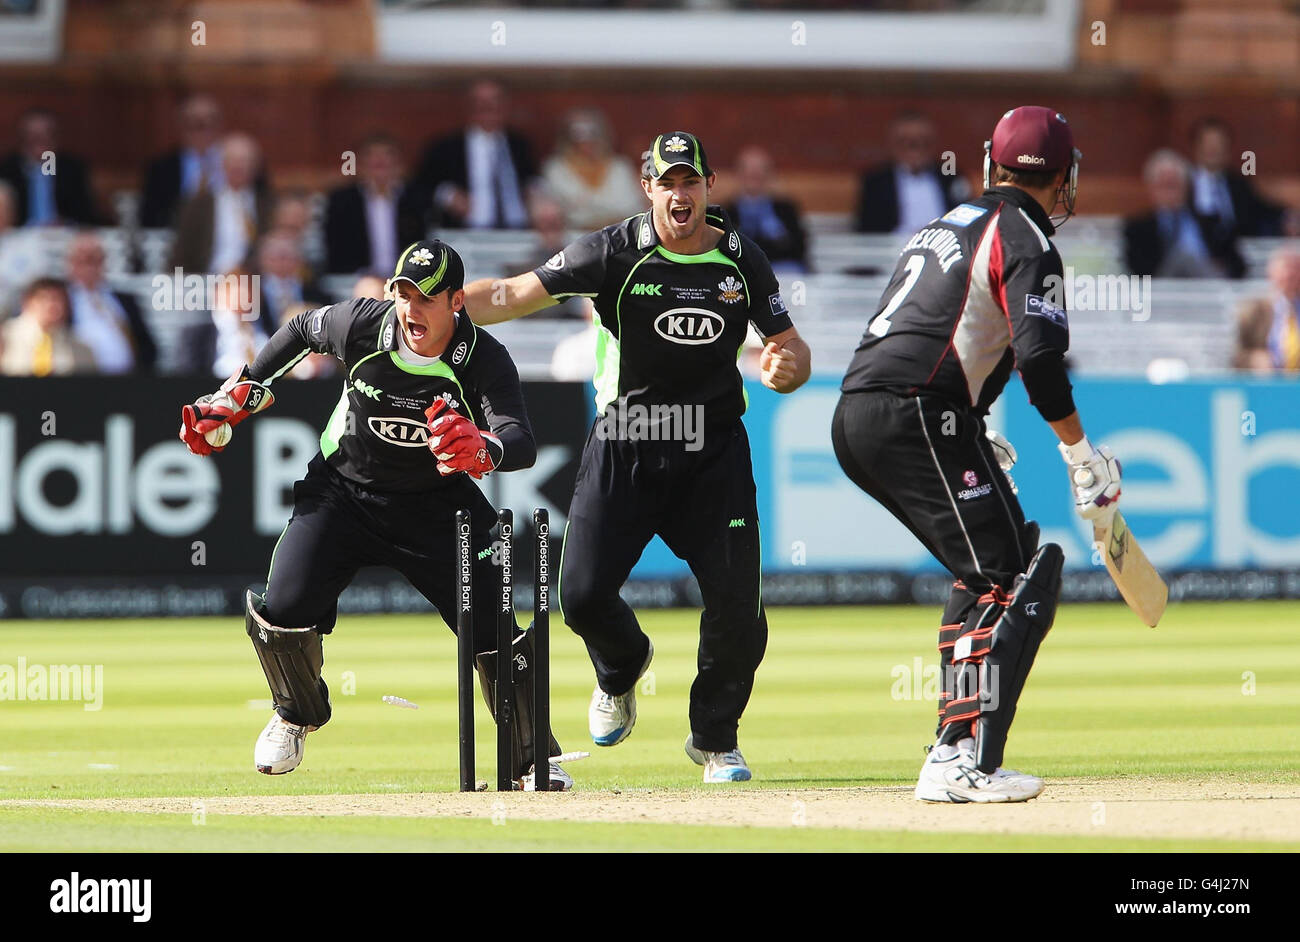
[671,205,692,225]
[405,318,428,342]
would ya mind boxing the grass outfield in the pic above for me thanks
[1,600,1298,851]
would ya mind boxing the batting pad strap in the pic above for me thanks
[940,693,981,726]
[937,623,963,651]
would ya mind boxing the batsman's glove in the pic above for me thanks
[1058,436,1121,522]
[985,428,1018,494]
[179,365,275,456]
[425,399,500,479]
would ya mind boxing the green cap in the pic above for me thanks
[645,131,712,180]
[389,239,465,297]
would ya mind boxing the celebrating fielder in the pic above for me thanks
[465,132,811,782]
[179,239,571,790]
[833,107,1122,802]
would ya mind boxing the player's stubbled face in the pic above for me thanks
[646,168,712,242]
[392,282,459,357]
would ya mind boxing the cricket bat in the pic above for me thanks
[1094,510,1168,627]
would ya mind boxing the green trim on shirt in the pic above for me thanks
[319,384,350,458]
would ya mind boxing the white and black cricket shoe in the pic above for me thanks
[520,761,574,792]
[254,713,314,775]
[588,639,654,747]
[914,741,1041,803]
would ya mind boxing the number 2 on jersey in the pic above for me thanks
[869,254,925,338]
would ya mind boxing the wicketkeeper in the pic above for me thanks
[178,239,571,790]
[833,107,1122,802]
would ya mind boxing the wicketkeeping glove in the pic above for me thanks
[985,428,1018,494]
[425,399,500,479]
[1058,436,1121,522]
[179,365,275,456]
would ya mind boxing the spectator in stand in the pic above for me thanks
[725,145,808,273]
[1124,149,1245,279]
[1,277,96,375]
[324,134,427,274]
[1189,117,1287,239]
[855,111,968,235]
[210,268,267,378]
[1233,246,1300,372]
[541,108,642,230]
[0,179,36,317]
[0,179,15,235]
[352,273,387,301]
[170,133,271,275]
[514,192,585,321]
[0,109,99,226]
[64,230,157,374]
[416,79,537,229]
[257,231,329,329]
[139,94,226,229]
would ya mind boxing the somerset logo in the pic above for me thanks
[50,872,151,923]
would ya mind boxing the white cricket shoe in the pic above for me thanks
[685,734,753,782]
[913,741,1041,803]
[956,737,1045,799]
[521,761,574,792]
[254,713,313,775]
[588,639,654,747]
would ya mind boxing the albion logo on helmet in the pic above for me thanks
[1017,154,1047,166]
[653,308,724,345]
[367,416,431,447]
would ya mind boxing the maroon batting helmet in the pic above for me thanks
[983,106,1082,224]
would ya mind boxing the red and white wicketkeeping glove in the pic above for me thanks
[425,399,499,479]
[179,366,275,456]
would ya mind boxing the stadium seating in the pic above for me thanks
[1,220,1285,379]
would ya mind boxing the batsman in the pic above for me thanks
[833,107,1122,802]
[178,239,572,790]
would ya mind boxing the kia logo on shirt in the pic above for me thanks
[367,416,430,447]
[653,308,724,345]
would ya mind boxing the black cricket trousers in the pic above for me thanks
[261,453,509,651]
[832,390,1039,741]
[559,419,768,753]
